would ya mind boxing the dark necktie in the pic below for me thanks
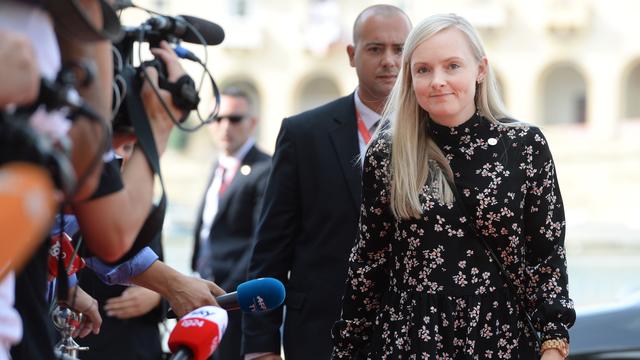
[369,120,380,136]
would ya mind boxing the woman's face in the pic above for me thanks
[410,27,487,127]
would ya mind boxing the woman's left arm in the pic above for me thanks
[522,128,576,344]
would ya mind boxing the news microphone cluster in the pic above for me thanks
[167,277,286,319]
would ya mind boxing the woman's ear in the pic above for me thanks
[477,57,488,83]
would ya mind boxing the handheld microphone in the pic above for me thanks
[168,306,228,360]
[167,277,286,318]
[139,15,225,46]
[0,162,57,278]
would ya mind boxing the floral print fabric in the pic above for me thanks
[332,115,575,359]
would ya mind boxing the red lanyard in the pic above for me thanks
[356,109,372,144]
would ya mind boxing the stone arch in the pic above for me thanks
[294,74,341,113]
[621,59,640,120]
[538,62,588,125]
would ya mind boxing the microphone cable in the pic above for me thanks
[121,3,221,132]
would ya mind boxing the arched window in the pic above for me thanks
[539,63,587,125]
[623,61,640,121]
[295,76,340,113]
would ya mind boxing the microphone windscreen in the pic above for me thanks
[168,306,228,360]
[0,162,56,278]
[237,277,286,313]
[180,15,225,45]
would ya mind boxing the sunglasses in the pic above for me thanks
[213,114,247,123]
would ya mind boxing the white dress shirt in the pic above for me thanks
[198,138,256,277]
[354,89,381,165]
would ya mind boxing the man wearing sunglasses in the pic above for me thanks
[192,87,271,360]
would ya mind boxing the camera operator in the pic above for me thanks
[71,39,179,263]
[0,28,41,360]
[0,29,44,274]
[0,1,121,358]
[2,2,226,358]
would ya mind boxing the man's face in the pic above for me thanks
[348,14,411,105]
[209,95,256,155]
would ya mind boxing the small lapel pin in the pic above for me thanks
[487,138,498,146]
[240,165,251,176]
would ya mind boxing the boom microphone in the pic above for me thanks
[167,277,286,318]
[133,14,225,46]
[168,306,228,360]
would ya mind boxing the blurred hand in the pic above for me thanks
[166,275,225,318]
[62,286,102,338]
[0,30,39,106]
[104,285,161,319]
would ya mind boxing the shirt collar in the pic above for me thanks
[354,88,380,130]
[218,137,255,168]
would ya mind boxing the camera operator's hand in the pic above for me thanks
[0,30,39,107]
[141,40,186,156]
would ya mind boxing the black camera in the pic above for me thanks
[110,13,225,134]
[0,112,76,197]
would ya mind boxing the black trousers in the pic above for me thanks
[76,315,161,360]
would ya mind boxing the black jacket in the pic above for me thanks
[242,94,362,359]
[192,145,271,291]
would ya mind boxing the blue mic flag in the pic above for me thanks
[237,277,286,313]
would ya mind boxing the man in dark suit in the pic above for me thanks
[242,5,411,360]
[193,88,271,360]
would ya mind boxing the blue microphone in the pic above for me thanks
[225,277,286,313]
[167,278,286,318]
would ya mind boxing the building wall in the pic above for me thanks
[126,0,640,248]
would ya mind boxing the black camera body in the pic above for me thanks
[0,112,76,196]
[111,27,200,134]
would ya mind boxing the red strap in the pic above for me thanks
[356,109,372,145]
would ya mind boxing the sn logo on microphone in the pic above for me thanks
[249,295,267,312]
[180,318,206,328]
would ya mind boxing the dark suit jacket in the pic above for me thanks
[193,145,271,360]
[242,94,362,359]
[192,145,271,291]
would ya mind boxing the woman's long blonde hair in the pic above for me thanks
[380,13,509,219]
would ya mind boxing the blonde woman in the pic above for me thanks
[332,14,575,359]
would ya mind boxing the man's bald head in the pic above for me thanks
[352,5,411,45]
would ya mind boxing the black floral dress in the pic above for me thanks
[332,115,576,359]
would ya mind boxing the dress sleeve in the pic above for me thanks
[522,128,576,342]
[331,135,395,359]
